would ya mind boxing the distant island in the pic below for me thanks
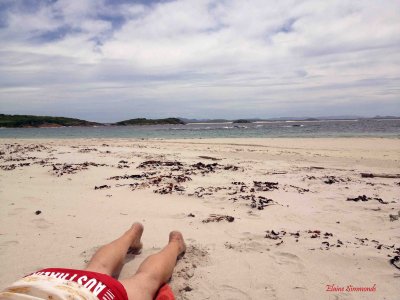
[233,119,252,123]
[0,115,186,128]
[0,114,100,128]
[115,118,185,126]
[1,114,399,128]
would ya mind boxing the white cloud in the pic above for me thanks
[0,0,399,120]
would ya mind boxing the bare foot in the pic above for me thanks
[169,231,186,257]
[127,222,144,254]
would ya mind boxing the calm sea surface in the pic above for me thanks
[0,119,399,139]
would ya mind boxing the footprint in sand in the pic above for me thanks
[216,285,252,300]
[225,240,266,253]
[272,251,305,272]
[224,229,255,240]
[31,218,52,229]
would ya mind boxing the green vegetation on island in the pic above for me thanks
[115,118,185,126]
[0,114,100,128]
[233,119,252,123]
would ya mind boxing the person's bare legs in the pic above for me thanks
[86,222,144,276]
[120,231,186,300]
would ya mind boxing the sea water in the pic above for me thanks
[0,119,399,139]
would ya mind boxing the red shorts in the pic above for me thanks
[31,268,175,300]
[31,268,128,300]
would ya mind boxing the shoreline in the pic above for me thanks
[1,135,400,140]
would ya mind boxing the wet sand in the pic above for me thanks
[0,138,399,299]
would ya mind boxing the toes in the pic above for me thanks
[131,222,144,233]
[169,231,186,255]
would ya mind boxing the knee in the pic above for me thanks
[137,270,162,287]
[121,273,161,300]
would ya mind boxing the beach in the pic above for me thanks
[0,137,399,299]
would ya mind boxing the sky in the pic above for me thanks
[0,0,399,122]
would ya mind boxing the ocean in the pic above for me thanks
[0,119,399,139]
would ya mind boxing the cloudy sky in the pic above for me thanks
[0,0,399,122]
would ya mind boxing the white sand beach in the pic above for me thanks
[0,138,399,300]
